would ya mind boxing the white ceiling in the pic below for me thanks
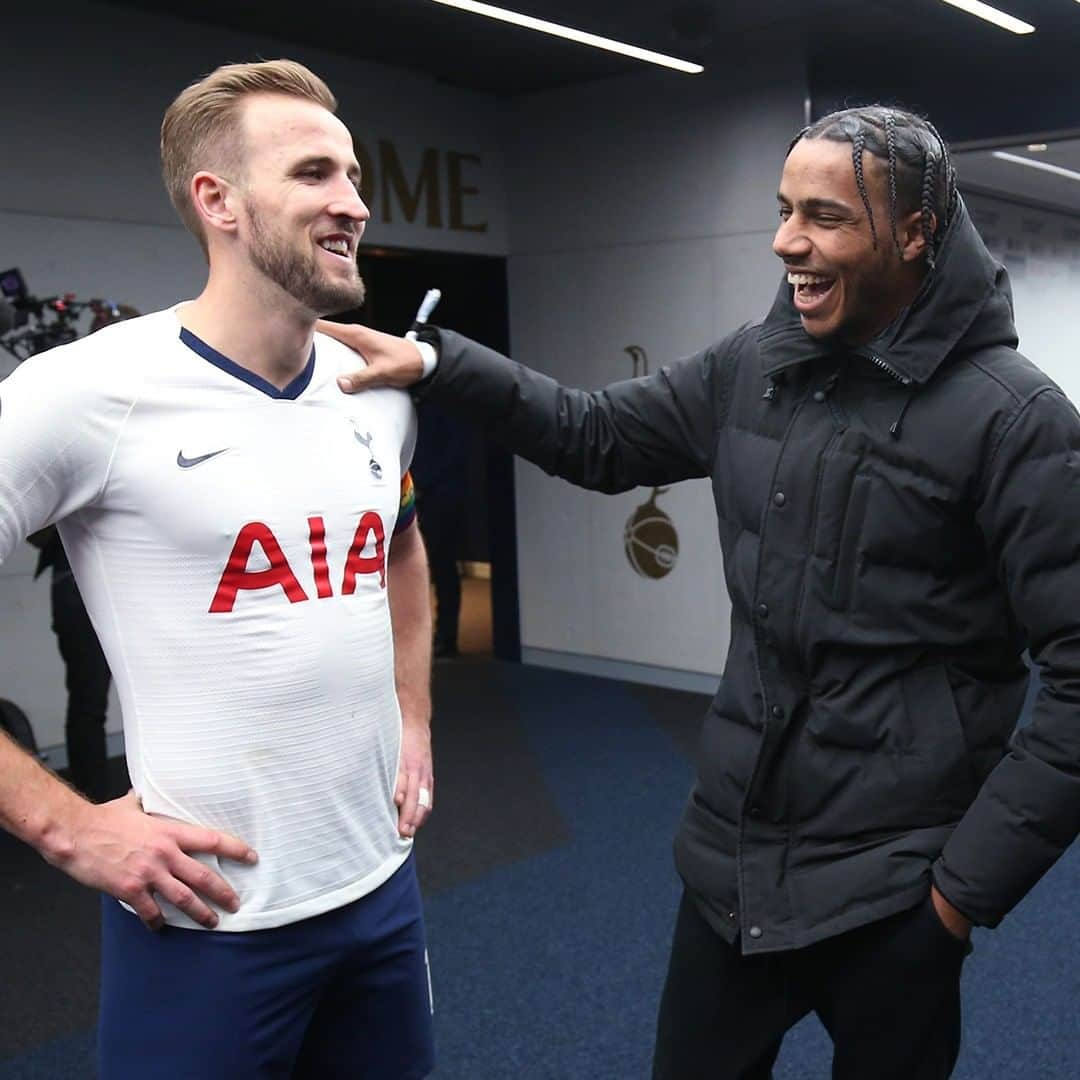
[955,138,1080,217]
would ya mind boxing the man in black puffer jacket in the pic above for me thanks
[324,107,1080,1079]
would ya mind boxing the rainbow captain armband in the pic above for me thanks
[395,470,417,534]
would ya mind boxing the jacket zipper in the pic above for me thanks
[865,353,912,386]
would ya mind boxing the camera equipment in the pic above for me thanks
[0,267,135,361]
[0,266,28,304]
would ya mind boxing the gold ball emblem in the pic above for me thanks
[624,488,679,579]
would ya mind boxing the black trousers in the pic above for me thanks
[653,890,967,1080]
[52,575,112,803]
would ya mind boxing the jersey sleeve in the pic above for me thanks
[399,395,417,473]
[0,344,121,565]
[395,470,417,535]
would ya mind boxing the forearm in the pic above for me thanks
[934,717,1080,927]
[0,730,87,862]
[0,730,254,928]
[421,329,715,493]
[387,524,432,729]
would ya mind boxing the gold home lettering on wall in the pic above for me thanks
[354,139,488,233]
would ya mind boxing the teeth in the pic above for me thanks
[320,239,350,256]
[788,272,831,286]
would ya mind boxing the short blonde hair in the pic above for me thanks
[161,59,337,254]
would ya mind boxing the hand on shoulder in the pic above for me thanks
[315,320,426,393]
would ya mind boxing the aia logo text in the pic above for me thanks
[210,513,386,613]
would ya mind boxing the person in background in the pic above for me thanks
[26,525,111,801]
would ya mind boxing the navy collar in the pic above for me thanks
[179,327,315,400]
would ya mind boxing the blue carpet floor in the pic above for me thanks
[1,661,1077,1078]
[420,664,1080,1079]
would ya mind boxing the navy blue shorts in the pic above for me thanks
[98,853,434,1079]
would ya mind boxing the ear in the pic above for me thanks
[897,208,932,263]
[190,171,240,239]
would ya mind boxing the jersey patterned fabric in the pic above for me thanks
[0,307,418,930]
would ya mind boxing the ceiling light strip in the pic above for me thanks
[938,0,1035,34]
[991,151,1080,183]
[430,0,704,74]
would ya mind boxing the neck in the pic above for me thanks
[845,262,929,347]
[179,261,316,390]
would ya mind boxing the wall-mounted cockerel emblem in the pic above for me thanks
[622,346,679,580]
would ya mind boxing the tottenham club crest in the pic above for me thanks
[352,424,383,480]
[622,346,679,580]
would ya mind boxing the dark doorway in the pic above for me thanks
[342,247,520,662]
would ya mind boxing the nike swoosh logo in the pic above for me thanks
[176,448,229,469]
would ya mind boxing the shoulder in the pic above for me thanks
[698,323,762,386]
[694,322,764,408]
[10,308,177,393]
[959,345,1063,406]
[944,346,1076,452]
[314,331,416,426]
[656,325,758,384]
[315,331,413,406]
[944,349,1080,484]
[725,321,764,357]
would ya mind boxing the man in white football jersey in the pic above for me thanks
[0,60,435,1078]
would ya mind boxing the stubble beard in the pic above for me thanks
[844,252,907,345]
[246,203,366,316]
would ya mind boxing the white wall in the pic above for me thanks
[0,4,508,259]
[964,192,1080,404]
[502,60,806,687]
[0,1,509,752]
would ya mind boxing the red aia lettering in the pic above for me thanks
[209,514,387,613]
[308,516,334,599]
[342,511,386,591]
[210,523,309,613]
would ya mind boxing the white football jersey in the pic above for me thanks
[0,306,419,930]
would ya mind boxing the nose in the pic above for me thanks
[773,215,810,261]
[330,180,370,225]
[353,195,371,223]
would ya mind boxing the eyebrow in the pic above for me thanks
[292,155,363,184]
[776,193,857,216]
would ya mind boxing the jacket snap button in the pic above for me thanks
[771,705,785,719]
[750,805,762,817]
[773,491,786,507]
[813,390,826,403]
[757,603,769,618]
[749,926,763,939]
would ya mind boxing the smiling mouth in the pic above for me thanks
[788,271,836,316]
[317,238,353,261]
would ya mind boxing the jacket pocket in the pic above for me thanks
[900,663,979,814]
[807,446,876,615]
[831,472,871,611]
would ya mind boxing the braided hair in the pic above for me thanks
[786,105,958,269]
